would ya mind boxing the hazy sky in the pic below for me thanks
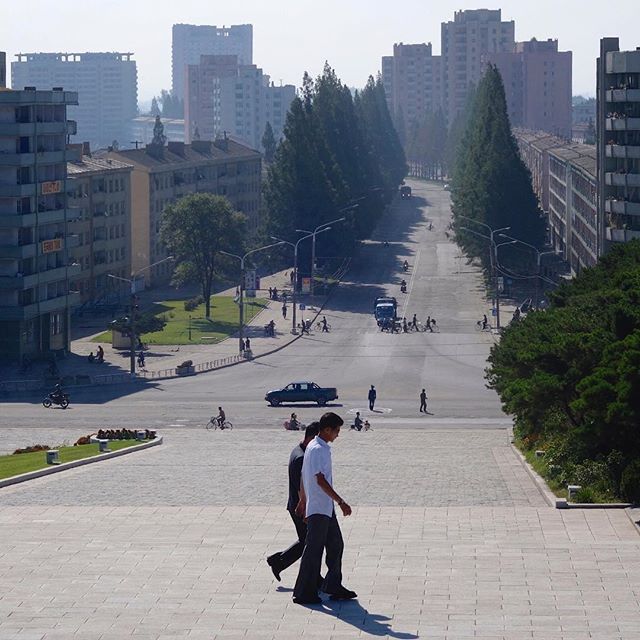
[2,0,637,101]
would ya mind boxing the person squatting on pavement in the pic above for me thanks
[292,412,357,605]
[267,423,324,584]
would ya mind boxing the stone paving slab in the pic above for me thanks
[0,505,638,639]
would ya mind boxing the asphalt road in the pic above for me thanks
[0,179,505,438]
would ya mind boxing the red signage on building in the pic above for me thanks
[41,180,63,195]
[42,238,63,254]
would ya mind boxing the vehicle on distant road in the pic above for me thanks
[400,185,412,199]
[265,381,338,407]
[374,296,398,326]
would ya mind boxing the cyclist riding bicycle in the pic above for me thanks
[215,406,226,428]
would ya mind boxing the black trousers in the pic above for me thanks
[368,398,375,410]
[268,510,307,573]
[420,399,427,412]
[293,512,344,600]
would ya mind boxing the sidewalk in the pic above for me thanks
[0,270,328,392]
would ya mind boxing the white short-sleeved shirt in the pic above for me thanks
[302,435,333,517]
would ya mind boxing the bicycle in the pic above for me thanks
[316,321,332,332]
[205,416,234,430]
[475,320,492,332]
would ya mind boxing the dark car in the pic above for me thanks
[265,381,339,407]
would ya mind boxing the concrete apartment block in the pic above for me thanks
[0,87,79,361]
[597,37,640,252]
[106,138,261,288]
[66,148,133,304]
[441,9,515,122]
[486,38,572,139]
[11,52,137,149]
[172,24,253,101]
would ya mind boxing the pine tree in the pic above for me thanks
[262,122,277,163]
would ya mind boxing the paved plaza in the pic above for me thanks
[1,427,639,639]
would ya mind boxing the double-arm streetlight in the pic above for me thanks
[297,216,347,298]
[271,230,329,334]
[221,241,285,354]
[457,215,511,329]
[108,255,174,376]
[498,234,556,310]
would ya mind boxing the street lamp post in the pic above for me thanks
[297,216,347,298]
[498,234,555,309]
[221,241,284,354]
[457,216,511,329]
[108,255,174,377]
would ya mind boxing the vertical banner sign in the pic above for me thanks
[244,269,257,297]
[301,277,311,294]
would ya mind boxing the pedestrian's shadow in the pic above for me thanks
[320,599,418,638]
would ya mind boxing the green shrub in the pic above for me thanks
[184,296,204,312]
[620,459,640,504]
[573,487,597,503]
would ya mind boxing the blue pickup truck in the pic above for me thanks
[265,381,338,407]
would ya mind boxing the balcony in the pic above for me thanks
[0,292,80,321]
[605,199,640,216]
[605,172,640,187]
[0,264,81,290]
[0,182,36,197]
[0,152,35,166]
[0,121,69,135]
[606,117,640,131]
[0,213,36,228]
[0,242,37,259]
[606,144,640,159]
[606,89,640,103]
[606,227,640,243]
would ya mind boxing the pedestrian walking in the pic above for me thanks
[137,351,145,369]
[273,287,278,301]
[267,423,323,582]
[282,304,288,319]
[419,388,428,413]
[300,319,309,335]
[268,287,273,300]
[368,385,377,411]
[245,337,251,351]
[293,412,356,605]
[321,316,329,332]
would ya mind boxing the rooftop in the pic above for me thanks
[67,155,134,176]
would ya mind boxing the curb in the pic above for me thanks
[0,435,163,489]
[510,434,633,510]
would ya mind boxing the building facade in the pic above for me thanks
[441,9,515,122]
[381,43,443,131]
[130,116,185,145]
[172,24,253,101]
[0,87,79,361]
[107,138,261,288]
[11,52,138,149]
[485,39,572,139]
[597,38,640,252]
[0,52,6,89]
[66,149,133,304]
[185,55,295,152]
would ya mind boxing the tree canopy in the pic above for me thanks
[451,66,545,270]
[487,240,640,501]
[160,194,246,318]
[264,66,405,268]
[262,122,277,163]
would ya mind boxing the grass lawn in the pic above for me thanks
[0,440,143,480]
[92,295,269,345]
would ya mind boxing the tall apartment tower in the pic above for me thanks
[441,9,515,121]
[185,55,295,152]
[0,87,80,361]
[597,38,640,251]
[172,24,253,101]
[381,43,443,131]
[11,52,138,149]
[0,52,6,89]
[485,39,573,138]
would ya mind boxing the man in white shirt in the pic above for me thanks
[292,412,357,605]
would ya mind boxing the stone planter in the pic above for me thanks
[176,365,195,376]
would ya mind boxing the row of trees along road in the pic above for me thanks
[487,240,640,503]
[264,65,406,265]
[450,65,546,272]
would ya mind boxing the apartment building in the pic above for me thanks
[12,52,138,149]
[106,137,261,288]
[485,39,572,138]
[185,55,295,152]
[381,43,443,131]
[172,24,253,101]
[441,9,515,122]
[66,148,133,304]
[0,52,6,89]
[0,87,79,361]
[597,38,640,251]
[130,116,185,144]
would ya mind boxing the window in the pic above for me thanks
[51,312,64,336]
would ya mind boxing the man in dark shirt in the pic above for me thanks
[267,423,321,582]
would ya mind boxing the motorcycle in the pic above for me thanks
[43,392,70,409]
[400,283,407,293]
